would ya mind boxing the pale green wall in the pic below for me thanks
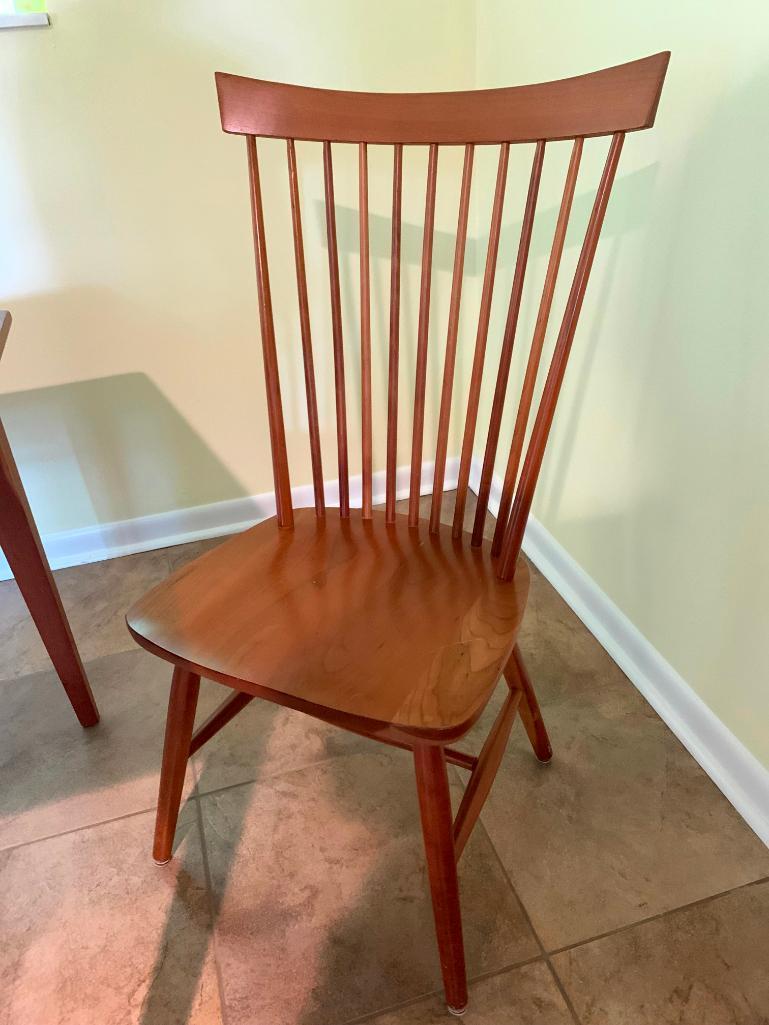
[476,1,769,768]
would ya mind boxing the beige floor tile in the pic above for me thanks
[201,748,539,1025]
[0,547,170,679]
[192,688,373,794]
[367,961,574,1025]
[0,805,222,1025]
[393,490,494,540]
[553,880,769,1024]
[0,647,219,850]
[475,584,769,950]
[164,535,228,574]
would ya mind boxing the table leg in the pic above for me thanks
[0,418,99,727]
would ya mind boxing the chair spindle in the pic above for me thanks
[323,141,350,517]
[246,136,293,529]
[386,144,403,523]
[429,143,475,534]
[497,132,625,579]
[471,141,545,546]
[287,139,324,516]
[453,143,510,539]
[359,142,373,519]
[491,137,583,554]
[409,144,439,526]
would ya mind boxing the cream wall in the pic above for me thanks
[476,1,769,768]
[0,0,476,531]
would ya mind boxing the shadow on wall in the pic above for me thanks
[321,197,482,457]
[533,161,661,522]
[1,1,280,526]
[514,158,661,543]
[0,367,247,532]
[0,283,271,535]
[507,155,661,268]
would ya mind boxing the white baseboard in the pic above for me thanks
[467,457,769,847]
[4,453,767,846]
[0,456,459,581]
[520,516,769,846]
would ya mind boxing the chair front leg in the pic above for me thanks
[414,744,468,1016]
[153,666,200,864]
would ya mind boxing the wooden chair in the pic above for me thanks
[127,53,669,1014]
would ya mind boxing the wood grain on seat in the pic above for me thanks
[127,509,528,742]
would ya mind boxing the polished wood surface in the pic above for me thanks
[499,131,625,577]
[359,142,373,520]
[506,645,552,763]
[430,143,474,534]
[153,666,200,864]
[246,138,293,529]
[409,143,438,528]
[453,141,510,540]
[216,53,669,143]
[0,310,99,728]
[386,144,403,524]
[414,745,467,1013]
[128,509,529,741]
[287,138,324,516]
[472,140,545,548]
[323,141,350,518]
[492,138,583,555]
[188,688,253,757]
[453,685,522,860]
[137,56,669,1013]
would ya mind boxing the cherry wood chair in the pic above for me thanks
[127,53,668,1015]
[0,310,99,728]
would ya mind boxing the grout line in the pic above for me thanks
[332,985,445,1025]
[193,753,355,802]
[192,726,404,802]
[193,790,230,1025]
[332,956,548,1025]
[544,959,583,1025]
[0,801,164,855]
[475,814,582,1025]
[0,735,387,857]
[0,640,139,688]
[465,952,545,985]
[547,872,769,958]
[0,773,199,856]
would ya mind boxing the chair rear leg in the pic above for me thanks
[414,745,468,1015]
[153,666,200,865]
[504,645,552,763]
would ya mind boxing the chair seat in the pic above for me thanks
[127,508,529,741]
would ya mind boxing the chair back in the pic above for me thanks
[216,53,669,580]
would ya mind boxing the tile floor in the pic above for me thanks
[1,494,768,1025]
